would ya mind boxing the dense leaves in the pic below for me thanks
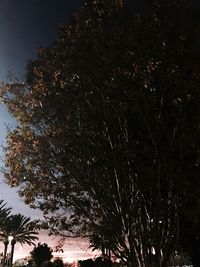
[1,0,200,266]
[31,243,53,267]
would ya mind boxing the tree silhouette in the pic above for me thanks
[3,214,38,266]
[1,0,200,266]
[0,200,11,267]
[30,243,53,267]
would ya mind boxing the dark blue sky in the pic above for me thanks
[0,0,82,81]
[0,0,82,216]
[0,0,85,259]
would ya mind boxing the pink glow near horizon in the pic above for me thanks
[0,231,99,263]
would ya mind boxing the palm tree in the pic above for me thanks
[0,200,11,224]
[2,214,39,266]
[1,221,12,267]
[0,200,12,267]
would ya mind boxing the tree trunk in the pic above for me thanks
[10,240,16,267]
[3,240,9,267]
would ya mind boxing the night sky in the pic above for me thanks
[0,0,93,261]
[0,0,82,80]
[0,0,82,208]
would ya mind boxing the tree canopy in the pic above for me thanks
[1,0,200,266]
[30,243,53,267]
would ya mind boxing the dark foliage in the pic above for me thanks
[1,0,200,266]
[31,243,53,267]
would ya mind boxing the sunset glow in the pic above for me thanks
[0,233,98,263]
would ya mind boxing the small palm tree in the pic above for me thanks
[5,214,39,266]
[0,200,12,267]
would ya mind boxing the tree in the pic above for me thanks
[0,205,39,267]
[53,258,64,267]
[4,214,39,266]
[30,243,53,267]
[0,200,12,267]
[1,0,200,266]
[0,200,11,224]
